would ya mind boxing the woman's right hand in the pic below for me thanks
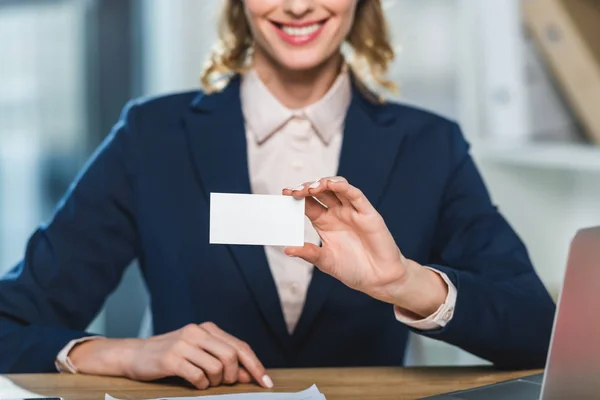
[69,322,273,390]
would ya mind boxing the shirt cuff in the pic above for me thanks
[55,336,104,373]
[394,267,457,331]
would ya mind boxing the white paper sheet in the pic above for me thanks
[106,384,326,400]
[0,376,45,399]
[209,193,305,247]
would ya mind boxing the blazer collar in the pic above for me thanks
[239,68,352,145]
[191,72,397,125]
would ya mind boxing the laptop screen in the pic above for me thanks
[541,227,600,399]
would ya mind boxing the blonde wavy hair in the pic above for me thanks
[200,0,397,99]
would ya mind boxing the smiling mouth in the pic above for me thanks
[270,19,329,45]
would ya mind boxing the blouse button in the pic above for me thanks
[290,282,301,295]
[292,160,304,170]
[442,308,454,322]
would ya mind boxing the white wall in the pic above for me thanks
[0,0,104,334]
[0,1,87,273]
[477,165,600,298]
[141,0,218,96]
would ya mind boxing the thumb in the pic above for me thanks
[285,242,322,266]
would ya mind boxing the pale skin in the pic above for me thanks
[283,178,447,318]
[70,0,447,390]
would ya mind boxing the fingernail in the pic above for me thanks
[309,180,321,189]
[292,185,305,191]
[262,375,274,388]
[284,187,295,191]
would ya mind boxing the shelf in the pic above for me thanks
[474,142,600,172]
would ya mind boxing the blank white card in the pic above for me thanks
[210,193,305,246]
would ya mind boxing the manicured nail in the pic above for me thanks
[284,187,295,191]
[262,375,274,388]
[309,180,321,189]
[292,185,305,191]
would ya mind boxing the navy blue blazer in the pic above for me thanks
[0,77,555,373]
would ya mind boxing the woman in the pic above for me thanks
[0,0,555,391]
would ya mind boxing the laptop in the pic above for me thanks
[422,227,600,400]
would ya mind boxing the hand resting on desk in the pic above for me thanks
[68,322,272,390]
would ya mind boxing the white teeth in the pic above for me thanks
[281,23,322,37]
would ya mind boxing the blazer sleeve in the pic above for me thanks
[416,123,556,369]
[0,101,141,373]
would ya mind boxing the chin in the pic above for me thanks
[277,58,326,72]
[270,46,338,73]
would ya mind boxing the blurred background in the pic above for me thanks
[0,0,599,366]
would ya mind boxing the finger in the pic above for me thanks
[195,329,239,385]
[180,325,225,386]
[305,196,328,223]
[282,183,309,199]
[200,323,272,388]
[306,178,346,208]
[305,179,342,209]
[177,359,210,390]
[285,181,335,207]
[326,179,374,213]
[283,180,343,209]
[238,367,253,384]
[285,242,322,266]
[180,342,224,387]
[282,186,329,225]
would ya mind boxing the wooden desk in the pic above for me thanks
[1,367,541,400]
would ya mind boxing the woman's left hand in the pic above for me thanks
[283,177,447,318]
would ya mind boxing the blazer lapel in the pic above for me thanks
[293,84,408,345]
[184,78,291,348]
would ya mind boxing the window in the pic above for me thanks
[0,0,88,271]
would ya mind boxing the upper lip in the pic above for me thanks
[270,18,328,28]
